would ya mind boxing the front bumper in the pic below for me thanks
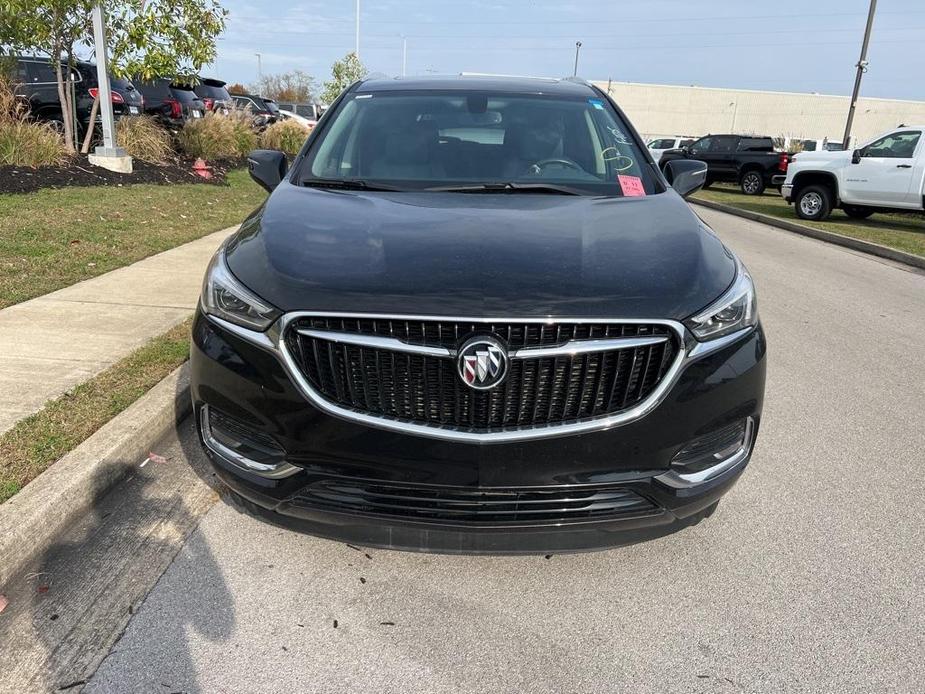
[191,310,766,553]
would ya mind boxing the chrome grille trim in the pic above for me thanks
[296,328,453,357]
[298,326,669,360]
[207,311,756,443]
[511,335,669,359]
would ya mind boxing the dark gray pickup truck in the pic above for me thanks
[658,134,791,195]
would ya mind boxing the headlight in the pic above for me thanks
[200,248,281,331]
[686,257,758,341]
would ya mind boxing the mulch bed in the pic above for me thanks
[0,155,246,195]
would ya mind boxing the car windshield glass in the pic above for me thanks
[195,83,231,100]
[262,98,280,114]
[170,88,199,103]
[300,90,658,195]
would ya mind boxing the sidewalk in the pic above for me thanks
[0,226,237,436]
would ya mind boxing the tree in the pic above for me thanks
[1,0,93,150]
[320,52,366,105]
[226,82,247,95]
[1,0,227,153]
[251,69,315,103]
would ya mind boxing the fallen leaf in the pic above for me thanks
[0,594,8,613]
[37,585,49,594]
[333,619,338,628]
[380,621,395,626]
[148,452,170,465]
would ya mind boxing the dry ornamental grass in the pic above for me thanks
[115,115,174,164]
[260,119,311,155]
[178,108,257,160]
[0,74,67,167]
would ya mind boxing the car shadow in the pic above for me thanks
[4,414,235,693]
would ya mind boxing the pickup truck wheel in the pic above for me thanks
[740,171,765,195]
[843,205,874,220]
[795,185,832,221]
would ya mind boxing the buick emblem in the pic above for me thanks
[457,337,508,390]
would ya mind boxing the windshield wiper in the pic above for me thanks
[426,182,584,195]
[301,178,403,192]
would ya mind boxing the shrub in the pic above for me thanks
[260,119,310,155]
[0,74,67,167]
[177,109,257,160]
[115,115,173,164]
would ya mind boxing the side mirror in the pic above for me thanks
[664,159,708,198]
[247,149,288,192]
[851,149,862,164]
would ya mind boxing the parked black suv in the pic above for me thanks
[192,75,765,553]
[190,77,233,113]
[134,78,206,129]
[659,134,790,195]
[230,93,279,128]
[13,56,144,136]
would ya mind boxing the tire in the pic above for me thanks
[843,205,874,220]
[739,170,765,195]
[43,113,66,135]
[795,184,833,221]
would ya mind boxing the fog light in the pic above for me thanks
[200,406,300,479]
[656,418,754,489]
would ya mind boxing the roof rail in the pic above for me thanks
[459,72,560,81]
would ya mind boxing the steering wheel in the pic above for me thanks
[529,157,584,174]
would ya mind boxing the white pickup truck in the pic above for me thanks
[780,125,924,221]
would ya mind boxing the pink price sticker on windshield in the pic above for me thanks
[618,175,645,197]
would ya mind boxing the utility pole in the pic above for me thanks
[842,0,877,149]
[402,36,407,77]
[573,41,582,77]
[255,52,262,80]
[88,4,131,173]
[355,0,360,58]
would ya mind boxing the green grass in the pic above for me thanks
[693,184,925,258]
[0,319,192,503]
[0,169,265,309]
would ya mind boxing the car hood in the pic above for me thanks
[225,182,736,320]
[792,150,849,163]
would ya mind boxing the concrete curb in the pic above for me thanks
[690,197,925,271]
[0,363,191,588]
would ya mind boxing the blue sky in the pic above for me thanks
[212,0,925,101]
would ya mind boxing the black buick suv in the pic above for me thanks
[191,75,766,553]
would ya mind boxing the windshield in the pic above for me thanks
[194,83,231,101]
[299,90,658,195]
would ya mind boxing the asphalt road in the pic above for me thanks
[79,207,925,693]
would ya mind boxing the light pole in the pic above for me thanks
[842,0,877,148]
[88,3,131,173]
[355,0,360,58]
[402,36,407,76]
[255,52,262,80]
[573,41,582,77]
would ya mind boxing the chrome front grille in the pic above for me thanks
[283,316,681,434]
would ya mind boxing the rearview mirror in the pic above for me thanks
[664,159,708,198]
[851,149,862,164]
[247,149,288,192]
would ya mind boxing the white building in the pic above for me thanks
[594,80,925,147]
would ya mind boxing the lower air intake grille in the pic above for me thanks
[290,480,658,525]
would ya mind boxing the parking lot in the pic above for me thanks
[3,206,914,693]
